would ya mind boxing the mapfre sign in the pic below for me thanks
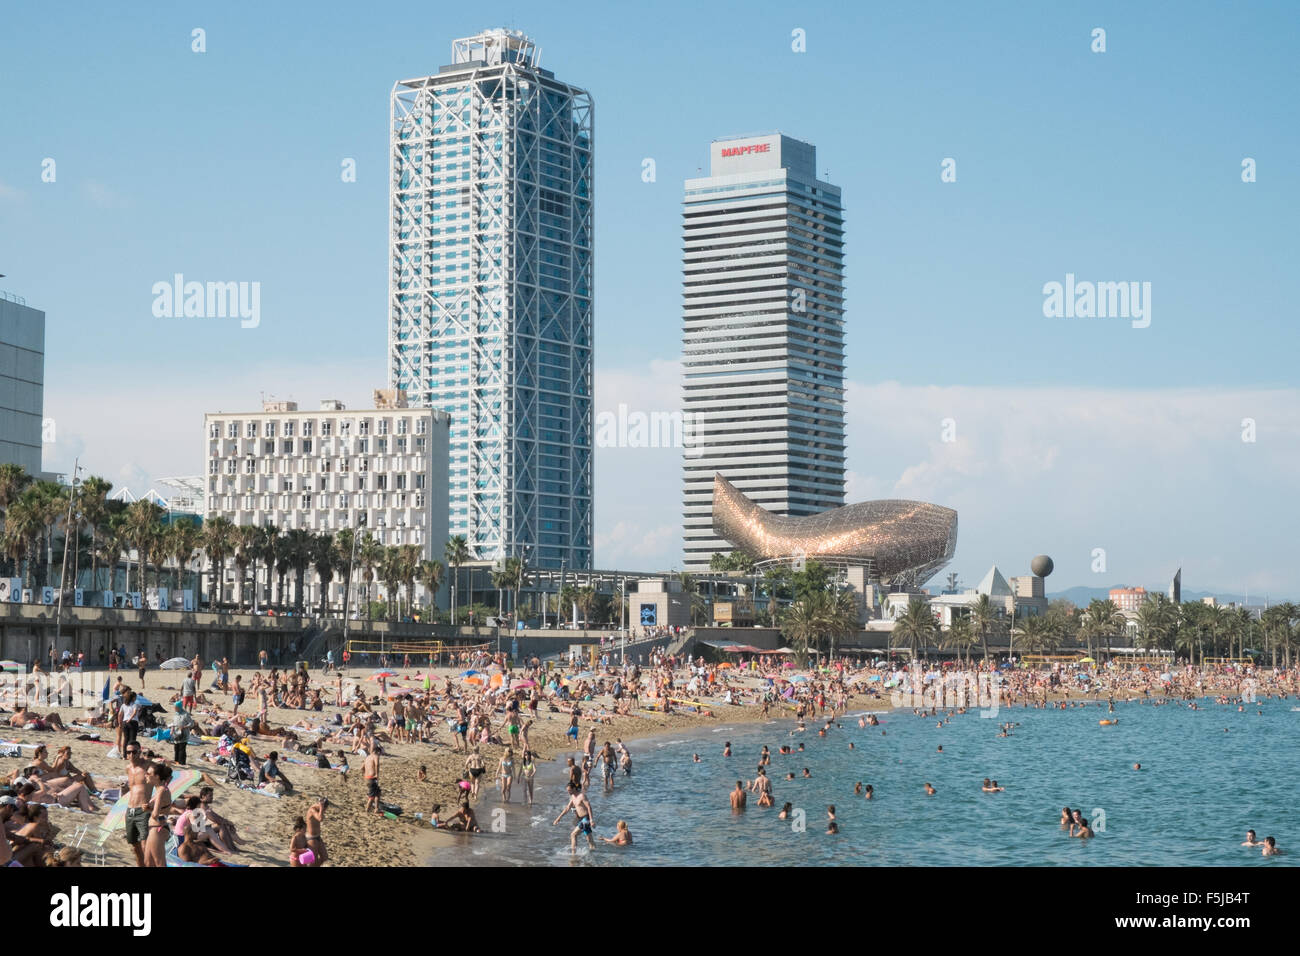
[720,143,771,158]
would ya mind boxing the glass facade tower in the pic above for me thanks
[389,29,594,569]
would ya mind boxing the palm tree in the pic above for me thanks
[78,476,112,592]
[168,518,199,593]
[1,496,40,588]
[311,533,337,617]
[780,596,821,667]
[233,525,259,612]
[417,559,444,615]
[1016,615,1060,655]
[942,614,978,664]
[0,463,32,519]
[31,481,69,588]
[200,516,236,610]
[558,583,578,627]
[444,535,469,626]
[576,586,597,629]
[282,529,314,614]
[1081,599,1126,659]
[380,547,404,620]
[1137,593,1178,652]
[397,544,420,615]
[255,524,279,612]
[95,519,127,593]
[971,593,1000,663]
[273,531,292,611]
[123,499,164,596]
[357,533,382,620]
[891,598,939,661]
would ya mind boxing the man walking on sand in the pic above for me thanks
[364,748,381,814]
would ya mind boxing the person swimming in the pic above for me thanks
[778,802,793,820]
[1262,836,1281,856]
[826,805,838,834]
[1242,829,1261,846]
[924,782,936,796]
[863,784,873,800]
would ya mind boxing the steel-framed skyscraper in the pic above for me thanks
[389,29,594,570]
[682,133,846,570]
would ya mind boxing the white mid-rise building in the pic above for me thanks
[682,133,847,570]
[204,391,450,583]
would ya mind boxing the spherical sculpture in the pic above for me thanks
[1030,554,1054,578]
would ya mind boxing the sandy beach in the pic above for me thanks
[5,658,1282,867]
[2,662,785,867]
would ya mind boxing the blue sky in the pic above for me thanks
[1,1,1297,595]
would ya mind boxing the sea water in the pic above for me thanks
[431,697,1297,866]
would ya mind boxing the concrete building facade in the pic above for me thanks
[204,392,450,605]
[682,133,846,570]
[0,293,45,476]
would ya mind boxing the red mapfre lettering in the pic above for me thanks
[721,143,771,158]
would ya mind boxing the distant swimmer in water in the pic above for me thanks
[854,782,863,796]
[826,806,838,834]
[1060,807,1074,826]
[723,741,731,757]
[1075,818,1095,839]
[602,820,633,846]
[1262,836,1281,856]
[858,717,866,728]
[779,802,794,820]
[936,746,943,754]
[925,782,937,796]
[1242,829,1261,847]
[730,781,747,811]
[797,743,805,752]
[848,742,855,750]
[693,754,701,763]
[802,768,812,778]
[863,784,873,800]
[1133,763,1141,771]
[981,778,1004,793]
[785,772,795,781]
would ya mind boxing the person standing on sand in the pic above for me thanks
[465,748,486,798]
[123,742,153,866]
[305,797,328,865]
[364,748,381,814]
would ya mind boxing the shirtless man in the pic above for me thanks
[552,784,596,853]
[123,742,153,866]
[363,749,381,814]
[750,767,774,807]
[1262,836,1281,856]
[305,797,328,866]
[730,780,747,811]
[1242,829,1261,847]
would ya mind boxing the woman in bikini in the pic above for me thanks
[498,749,515,803]
[464,748,485,798]
[144,763,174,867]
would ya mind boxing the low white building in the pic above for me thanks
[204,391,450,608]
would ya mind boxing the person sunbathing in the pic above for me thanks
[22,775,99,812]
[8,706,66,731]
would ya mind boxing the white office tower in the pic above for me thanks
[389,29,594,569]
[682,134,846,570]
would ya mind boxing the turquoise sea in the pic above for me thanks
[433,696,1298,866]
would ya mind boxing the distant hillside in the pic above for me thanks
[1047,585,1295,607]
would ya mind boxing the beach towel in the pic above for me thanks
[236,783,282,799]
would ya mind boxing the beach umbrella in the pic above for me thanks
[388,689,413,698]
[369,671,397,681]
[1080,657,1096,664]
[867,675,882,682]
[160,657,190,670]
[0,660,22,673]
[460,669,481,677]
[791,675,808,683]
[464,675,485,686]
[511,679,537,689]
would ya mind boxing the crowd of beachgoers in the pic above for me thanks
[3,647,1293,866]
